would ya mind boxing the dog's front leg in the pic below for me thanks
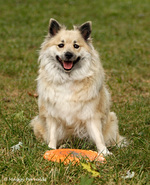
[47,116,58,149]
[86,117,112,155]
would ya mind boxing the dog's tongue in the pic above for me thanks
[63,61,73,70]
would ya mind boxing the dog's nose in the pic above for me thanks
[65,52,73,60]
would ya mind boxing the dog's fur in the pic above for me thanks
[30,18,126,155]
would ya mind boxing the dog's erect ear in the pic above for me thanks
[78,21,92,41]
[49,18,61,36]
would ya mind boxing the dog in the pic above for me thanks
[30,18,126,155]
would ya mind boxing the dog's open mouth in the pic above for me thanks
[56,56,80,71]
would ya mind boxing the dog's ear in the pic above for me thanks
[78,21,92,41]
[49,18,61,36]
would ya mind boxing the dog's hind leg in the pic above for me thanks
[30,115,47,141]
[103,112,127,147]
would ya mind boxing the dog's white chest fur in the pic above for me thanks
[38,78,98,126]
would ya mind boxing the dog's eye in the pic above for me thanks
[74,44,80,49]
[58,44,64,48]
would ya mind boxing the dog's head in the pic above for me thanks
[40,19,93,73]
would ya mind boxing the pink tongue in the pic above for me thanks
[63,61,73,70]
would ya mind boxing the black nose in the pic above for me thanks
[65,52,73,60]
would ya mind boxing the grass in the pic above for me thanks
[0,0,150,184]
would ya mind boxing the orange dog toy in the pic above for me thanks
[43,149,106,165]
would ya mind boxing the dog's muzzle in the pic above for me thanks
[56,55,80,72]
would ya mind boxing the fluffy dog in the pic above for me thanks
[30,18,125,155]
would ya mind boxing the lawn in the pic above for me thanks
[0,0,150,184]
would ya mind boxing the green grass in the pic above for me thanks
[0,0,150,184]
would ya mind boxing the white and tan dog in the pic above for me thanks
[30,18,125,155]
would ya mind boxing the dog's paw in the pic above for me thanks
[48,144,56,150]
[117,137,128,148]
[59,144,67,149]
[98,148,113,156]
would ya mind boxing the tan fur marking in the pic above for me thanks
[42,29,91,53]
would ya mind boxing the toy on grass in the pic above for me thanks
[43,149,106,165]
